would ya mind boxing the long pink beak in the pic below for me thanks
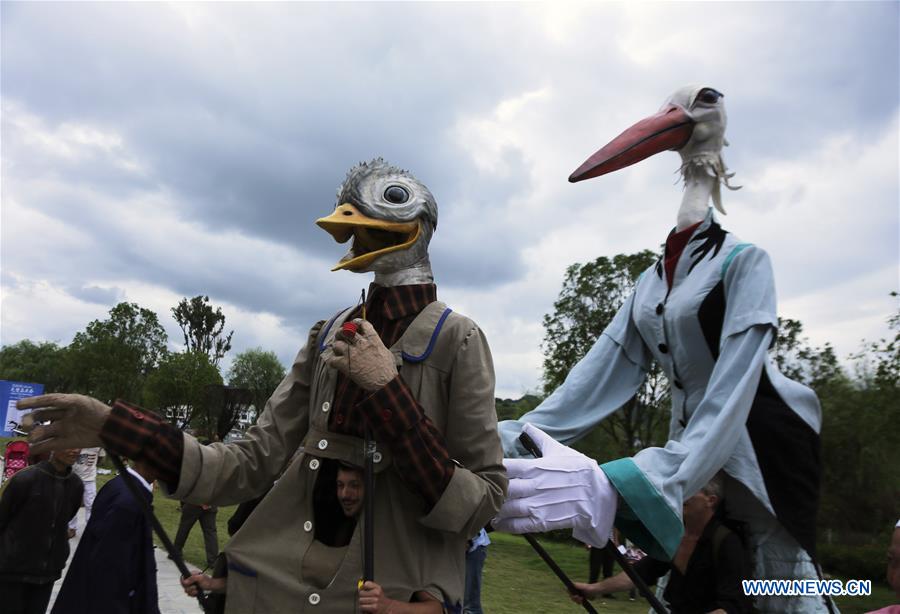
[569,104,694,183]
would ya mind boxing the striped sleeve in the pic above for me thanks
[100,400,184,488]
[357,374,454,509]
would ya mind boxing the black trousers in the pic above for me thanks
[0,580,54,614]
[173,503,219,567]
[588,546,615,583]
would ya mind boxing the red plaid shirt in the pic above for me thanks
[100,283,455,510]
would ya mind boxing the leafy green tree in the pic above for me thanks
[227,348,286,424]
[772,317,841,387]
[773,309,899,538]
[68,302,168,403]
[495,394,542,422]
[143,351,223,429]
[202,385,254,441]
[818,297,900,536]
[541,250,669,458]
[0,340,73,392]
[857,291,900,390]
[172,295,234,366]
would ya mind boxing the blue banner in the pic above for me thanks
[1,380,44,437]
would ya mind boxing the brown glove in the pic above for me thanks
[17,393,111,455]
[321,319,397,391]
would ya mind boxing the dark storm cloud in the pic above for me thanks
[2,2,897,395]
[1,2,546,289]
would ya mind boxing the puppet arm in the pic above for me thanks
[332,316,505,538]
[21,320,322,505]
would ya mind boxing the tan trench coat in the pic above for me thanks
[171,301,507,613]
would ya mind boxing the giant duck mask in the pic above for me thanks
[569,85,739,216]
[316,159,438,285]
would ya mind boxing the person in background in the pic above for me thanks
[571,473,752,614]
[866,519,900,614]
[587,529,617,598]
[464,527,490,614]
[463,529,491,614]
[68,446,105,536]
[51,458,159,614]
[623,539,647,601]
[173,500,219,568]
[0,448,83,614]
[172,438,219,569]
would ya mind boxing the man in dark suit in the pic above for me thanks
[51,458,159,614]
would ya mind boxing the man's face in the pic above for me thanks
[54,448,81,467]
[682,491,716,526]
[336,468,364,518]
[888,528,900,597]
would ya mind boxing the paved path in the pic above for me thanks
[49,508,204,614]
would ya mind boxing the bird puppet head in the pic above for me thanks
[316,159,438,284]
[569,84,739,213]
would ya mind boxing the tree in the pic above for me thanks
[143,351,223,429]
[227,348,286,424]
[67,302,168,403]
[172,295,234,366]
[857,291,900,390]
[541,250,670,458]
[772,317,841,388]
[771,308,899,538]
[0,340,73,393]
[202,385,254,441]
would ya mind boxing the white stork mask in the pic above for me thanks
[316,158,438,286]
[570,84,739,216]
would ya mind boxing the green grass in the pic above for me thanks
[482,533,648,613]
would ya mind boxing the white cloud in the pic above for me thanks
[1,2,897,400]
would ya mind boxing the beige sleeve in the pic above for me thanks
[419,324,508,537]
[169,321,323,505]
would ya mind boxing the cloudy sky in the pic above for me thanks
[2,2,897,398]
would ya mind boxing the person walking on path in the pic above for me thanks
[0,448,83,614]
[173,501,219,569]
[68,446,104,536]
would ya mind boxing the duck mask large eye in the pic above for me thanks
[384,185,409,205]
[316,159,438,273]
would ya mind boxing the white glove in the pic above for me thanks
[493,424,618,548]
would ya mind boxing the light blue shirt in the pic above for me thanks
[500,210,821,561]
[468,528,490,552]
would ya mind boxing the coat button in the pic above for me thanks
[308,593,321,605]
[318,439,328,450]
[655,303,664,315]
[381,409,393,421]
[658,343,669,353]
[303,521,313,532]
[132,411,144,420]
[309,459,320,470]
[373,452,383,464]
[321,401,330,412]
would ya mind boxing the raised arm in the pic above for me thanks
[20,321,324,506]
